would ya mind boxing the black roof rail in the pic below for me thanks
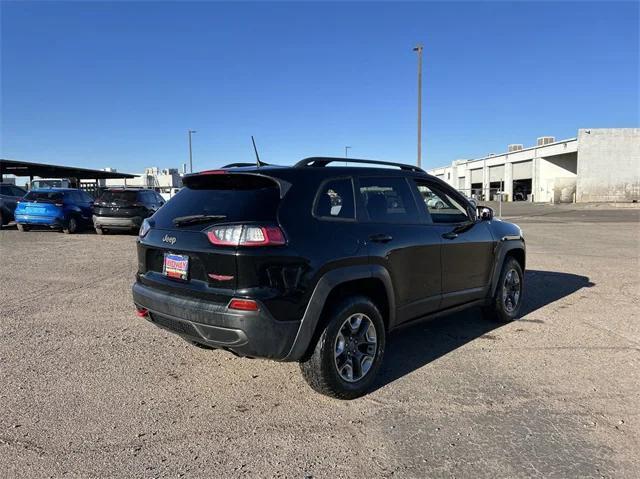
[222,161,270,168]
[295,157,425,173]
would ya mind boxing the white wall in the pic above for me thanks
[576,129,640,202]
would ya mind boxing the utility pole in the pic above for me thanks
[413,43,423,168]
[344,146,351,166]
[188,129,197,173]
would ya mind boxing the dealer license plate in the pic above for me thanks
[163,253,189,280]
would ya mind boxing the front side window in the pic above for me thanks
[414,180,469,224]
[359,177,420,223]
[314,178,355,220]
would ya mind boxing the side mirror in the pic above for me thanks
[477,205,494,221]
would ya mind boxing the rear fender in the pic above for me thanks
[283,264,395,361]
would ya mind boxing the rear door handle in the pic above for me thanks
[369,233,393,243]
[442,232,458,240]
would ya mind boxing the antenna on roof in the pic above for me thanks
[251,136,261,168]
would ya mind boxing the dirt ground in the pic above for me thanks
[1,204,638,478]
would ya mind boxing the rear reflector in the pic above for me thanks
[208,273,234,281]
[135,307,149,317]
[228,298,259,311]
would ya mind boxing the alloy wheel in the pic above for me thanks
[502,268,521,313]
[334,313,378,383]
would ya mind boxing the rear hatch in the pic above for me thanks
[138,171,286,299]
[16,191,64,218]
[94,190,145,218]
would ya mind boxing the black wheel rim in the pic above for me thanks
[334,313,377,383]
[502,268,521,313]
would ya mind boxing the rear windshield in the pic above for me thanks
[153,178,281,229]
[97,190,138,204]
[24,191,64,203]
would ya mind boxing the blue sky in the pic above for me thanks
[1,1,638,174]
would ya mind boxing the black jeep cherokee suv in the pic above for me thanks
[132,157,525,399]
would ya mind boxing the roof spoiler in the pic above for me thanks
[182,170,291,198]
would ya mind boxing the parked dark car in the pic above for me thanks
[0,183,27,229]
[14,188,94,233]
[93,188,165,234]
[132,158,525,399]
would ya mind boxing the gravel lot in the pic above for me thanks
[1,205,639,478]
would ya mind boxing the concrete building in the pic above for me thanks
[428,128,640,203]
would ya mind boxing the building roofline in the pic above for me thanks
[429,136,578,171]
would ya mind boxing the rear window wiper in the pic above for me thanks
[172,214,227,226]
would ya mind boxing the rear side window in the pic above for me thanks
[66,191,80,203]
[153,175,281,229]
[24,191,64,203]
[314,178,355,220]
[359,177,420,223]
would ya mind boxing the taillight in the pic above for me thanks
[206,225,285,247]
[139,218,151,238]
[228,298,259,311]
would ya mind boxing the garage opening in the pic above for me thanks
[512,161,533,201]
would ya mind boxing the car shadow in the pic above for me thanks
[372,270,594,392]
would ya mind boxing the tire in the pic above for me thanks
[17,223,29,232]
[95,227,104,235]
[300,296,386,400]
[63,217,78,234]
[0,211,4,229]
[483,256,524,322]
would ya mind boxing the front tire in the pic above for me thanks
[300,296,386,400]
[95,227,104,235]
[483,257,524,322]
[17,224,29,232]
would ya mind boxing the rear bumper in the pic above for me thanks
[15,214,63,227]
[93,215,142,229]
[132,281,300,360]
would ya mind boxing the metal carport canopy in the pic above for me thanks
[0,158,138,180]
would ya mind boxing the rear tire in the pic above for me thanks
[63,217,78,234]
[95,227,104,235]
[17,224,29,232]
[483,256,524,322]
[300,296,385,400]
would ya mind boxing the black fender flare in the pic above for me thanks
[489,236,526,298]
[283,264,395,361]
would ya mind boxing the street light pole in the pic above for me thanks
[413,43,423,168]
[344,146,351,166]
[188,129,197,173]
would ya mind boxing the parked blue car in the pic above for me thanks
[15,188,94,234]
